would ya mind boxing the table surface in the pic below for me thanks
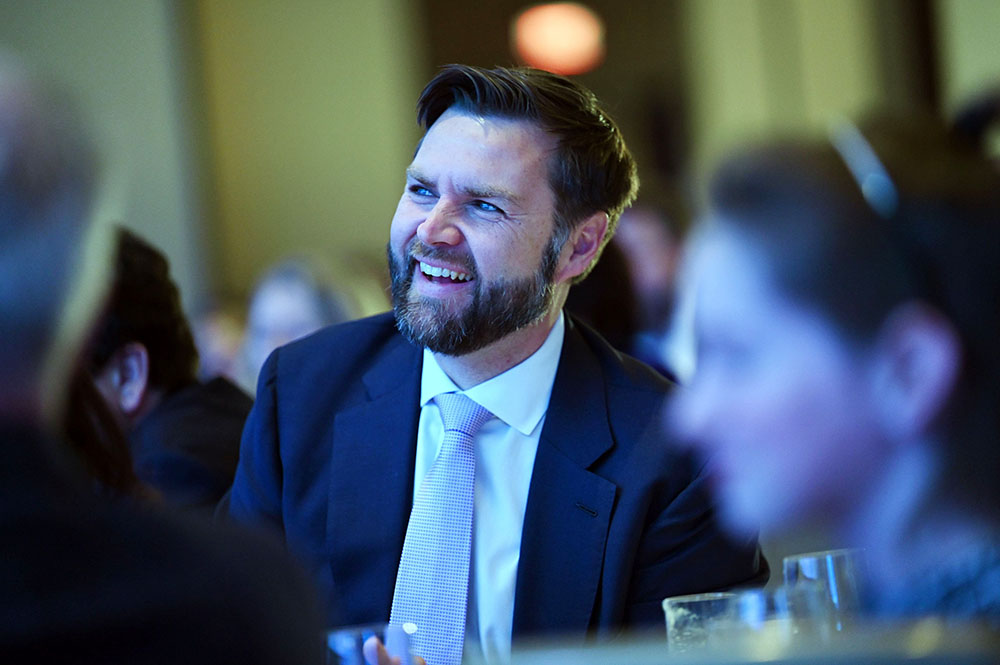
[508,621,1000,665]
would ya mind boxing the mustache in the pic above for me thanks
[405,239,478,278]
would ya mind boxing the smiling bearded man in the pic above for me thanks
[228,64,768,665]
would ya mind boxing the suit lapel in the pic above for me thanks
[327,336,421,625]
[512,318,618,638]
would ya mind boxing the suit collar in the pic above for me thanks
[539,315,615,468]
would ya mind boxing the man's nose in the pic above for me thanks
[416,202,463,246]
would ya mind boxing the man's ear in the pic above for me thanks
[555,211,609,284]
[871,302,962,440]
[103,342,150,417]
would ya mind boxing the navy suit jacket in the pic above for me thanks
[229,312,767,641]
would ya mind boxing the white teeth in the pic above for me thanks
[419,261,471,282]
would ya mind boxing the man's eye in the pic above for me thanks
[473,200,502,214]
[409,185,434,197]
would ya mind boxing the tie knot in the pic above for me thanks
[434,392,493,438]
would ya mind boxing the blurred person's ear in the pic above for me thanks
[870,302,962,440]
[94,342,150,421]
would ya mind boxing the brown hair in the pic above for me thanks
[416,64,639,281]
[90,228,199,393]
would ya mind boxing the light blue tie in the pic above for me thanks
[389,393,493,665]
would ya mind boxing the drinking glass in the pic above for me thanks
[662,592,739,652]
[723,584,835,653]
[782,548,865,632]
[325,622,414,665]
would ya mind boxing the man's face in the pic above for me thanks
[388,109,564,355]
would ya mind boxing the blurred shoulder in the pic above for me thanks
[2,474,325,663]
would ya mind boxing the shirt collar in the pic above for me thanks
[420,312,565,436]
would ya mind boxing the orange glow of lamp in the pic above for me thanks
[512,3,605,76]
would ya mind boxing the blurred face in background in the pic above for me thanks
[612,206,681,332]
[242,277,328,376]
[668,224,892,537]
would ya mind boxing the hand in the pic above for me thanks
[362,635,426,665]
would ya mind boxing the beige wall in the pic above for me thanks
[681,0,887,180]
[194,0,428,302]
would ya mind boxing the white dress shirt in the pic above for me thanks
[415,313,565,665]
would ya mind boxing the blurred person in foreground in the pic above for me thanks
[229,64,767,665]
[90,227,252,511]
[0,54,323,662]
[670,111,1000,622]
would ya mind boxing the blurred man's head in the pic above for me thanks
[0,54,102,425]
[89,228,199,428]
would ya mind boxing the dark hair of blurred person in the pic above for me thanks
[89,227,252,512]
[90,226,199,410]
[670,110,1000,622]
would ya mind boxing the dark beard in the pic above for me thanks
[388,237,561,356]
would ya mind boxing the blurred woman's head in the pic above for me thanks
[670,112,1000,539]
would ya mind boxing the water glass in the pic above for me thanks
[724,584,835,652]
[783,548,865,631]
[662,592,739,652]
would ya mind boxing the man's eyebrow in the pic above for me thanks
[459,183,522,205]
[406,166,522,205]
[406,166,435,187]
